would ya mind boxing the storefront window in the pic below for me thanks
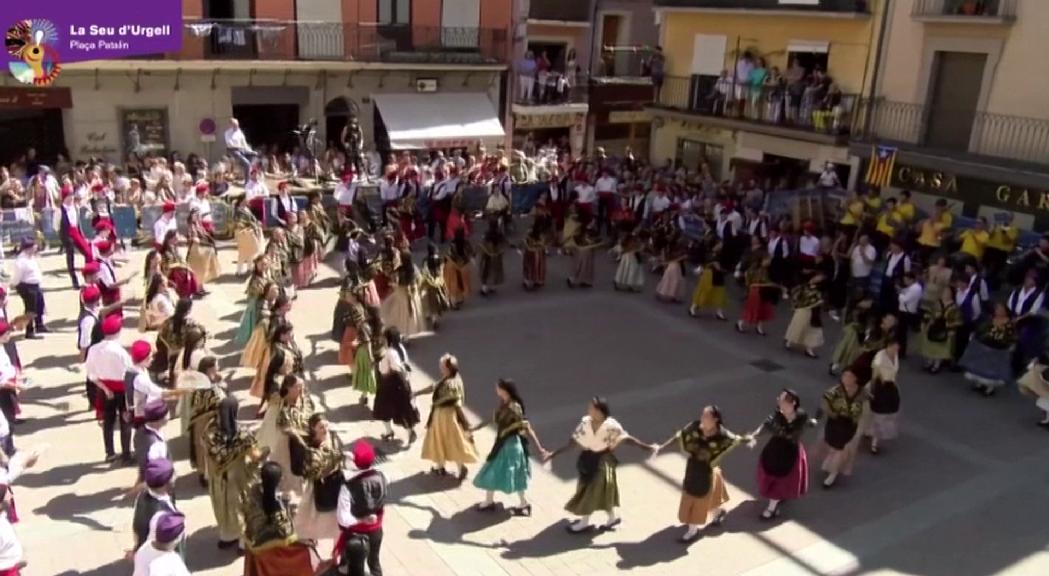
[676,139,722,179]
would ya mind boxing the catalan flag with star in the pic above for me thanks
[865,145,898,188]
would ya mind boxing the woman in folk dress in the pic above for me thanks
[291,412,344,543]
[522,223,548,291]
[755,389,811,520]
[247,293,291,407]
[567,227,604,289]
[829,298,875,376]
[285,212,310,290]
[236,256,274,347]
[654,405,753,542]
[417,354,478,481]
[256,373,315,498]
[918,285,962,374]
[960,302,1017,396]
[380,249,424,338]
[654,242,687,303]
[689,242,727,320]
[784,273,825,358]
[186,208,221,284]
[140,273,176,333]
[204,395,261,550]
[374,327,420,444]
[478,221,506,297]
[241,282,279,369]
[233,196,264,276]
[444,228,474,309]
[866,340,901,454]
[545,397,655,533]
[817,370,865,488]
[612,232,645,293]
[419,244,450,330]
[736,246,776,336]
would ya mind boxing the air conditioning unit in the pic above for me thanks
[416,79,438,93]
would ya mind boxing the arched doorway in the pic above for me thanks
[325,97,357,150]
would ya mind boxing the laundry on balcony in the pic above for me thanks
[185,22,216,38]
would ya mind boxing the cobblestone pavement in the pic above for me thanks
[10,241,1049,576]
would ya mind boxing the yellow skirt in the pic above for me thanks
[236,228,263,264]
[241,323,269,369]
[690,267,726,310]
[678,467,729,525]
[248,347,271,399]
[443,262,472,305]
[420,406,478,465]
[188,244,221,284]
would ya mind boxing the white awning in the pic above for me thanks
[787,40,830,54]
[372,92,505,150]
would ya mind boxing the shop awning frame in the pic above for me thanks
[372,92,505,150]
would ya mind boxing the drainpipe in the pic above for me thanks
[863,0,893,138]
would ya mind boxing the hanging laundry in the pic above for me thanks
[185,22,215,38]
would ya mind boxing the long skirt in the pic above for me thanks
[208,461,248,543]
[373,273,392,302]
[241,322,269,370]
[523,249,546,287]
[167,267,201,299]
[295,482,340,542]
[742,286,775,323]
[188,244,220,284]
[473,436,531,495]
[562,216,581,247]
[820,420,859,477]
[363,281,381,308]
[480,254,505,287]
[445,209,470,242]
[678,468,729,525]
[655,263,684,301]
[243,543,314,576]
[614,253,645,291]
[290,260,310,289]
[785,307,825,349]
[960,339,1015,388]
[420,406,479,465]
[373,371,420,429]
[420,283,449,322]
[691,268,726,310]
[571,247,596,286]
[236,228,263,265]
[248,347,271,399]
[235,298,260,347]
[918,329,955,362]
[565,453,619,516]
[757,444,809,501]
[351,345,376,396]
[832,325,863,368]
[380,286,424,338]
[256,408,303,496]
[337,325,358,367]
[189,418,211,474]
[444,262,471,305]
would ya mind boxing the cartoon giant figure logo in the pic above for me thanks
[6,19,61,86]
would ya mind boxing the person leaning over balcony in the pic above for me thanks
[517,51,537,103]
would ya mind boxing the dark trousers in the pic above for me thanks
[597,193,615,236]
[103,391,131,457]
[898,311,919,359]
[343,529,383,576]
[62,237,80,288]
[954,322,976,364]
[15,283,45,336]
[983,247,1009,291]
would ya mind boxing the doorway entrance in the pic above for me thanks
[0,109,65,166]
[925,51,986,152]
[325,97,357,151]
[232,104,300,154]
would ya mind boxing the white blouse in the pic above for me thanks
[572,416,625,452]
[871,349,899,384]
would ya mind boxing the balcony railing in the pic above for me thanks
[852,99,1049,167]
[654,0,870,13]
[911,0,1016,19]
[528,0,591,22]
[594,47,656,81]
[515,72,590,105]
[654,75,856,137]
[173,20,507,64]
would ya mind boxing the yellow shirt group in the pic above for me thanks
[959,229,990,261]
[840,200,866,226]
[986,225,1019,253]
[876,209,903,237]
[917,212,954,248]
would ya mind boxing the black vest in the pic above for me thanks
[347,469,388,519]
[77,308,103,351]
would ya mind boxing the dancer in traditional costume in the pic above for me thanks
[545,397,653,533]
[284,213,310,290]
[291,412,345,543]
[419,244,450,330]
[918,286,962,374]
[654,405,751,542]
[131,458,180,554]
[94,240,133,321]
[257,373,314,497]
[259,320,303,416]
[567,227,603,289]
[185,356,226,485]
[85,315,133,463]
[159,230,205,300]
[472,379,549,516]
[689,242,727,320]
[612,232,645,292]
[755,389,811,519]
[736,247,777,336]
[241,461,315,576]
[784,273,825,358]
[817,371,865,488]
[204,395,261,550]
[829,299,874,376]
[236,256,274,347]
[522,223,548,291]
[654,242,687,302]
[306,191,332,246]
[234,196,264,276]
[186,209,220,285]
[374,327,420,444]
[417,354,478,480]
[140,273,176,333]
[352,307,381,407]
[302,210,324,283]
[478,222,506,297]
[1007,272,1045,374]
[380,250,424,338]
[241,282,279,370]
[1017,354,1049,426]
[866,340,901,454]
[960,302,1017,396]
[849,312,898,385]
[444,228,473,309]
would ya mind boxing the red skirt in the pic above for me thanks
[445,209,470,242]
[523,250,546,286]
[757,443,809,501]
[373,273,392,302]
[167,267,201,298]
[243,544,314,576]
[742,286,775,323]
[249,198,266,224]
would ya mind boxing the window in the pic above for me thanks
[378,0,411,25]
[676,139,722,178]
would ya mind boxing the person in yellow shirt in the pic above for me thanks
[873,198,901,253]
[916,199,953,264]
[896,190,917,224]
[984,212,1019,288]
[839,191,866,241]
[958,217,990,265]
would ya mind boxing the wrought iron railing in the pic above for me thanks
[175,20,508,64]
[594,46,657,79]
[515,72,590,105]
[655,75,856,136]
[911,0,1016,18]
[852,99,1049,166]
[653,0,870,13]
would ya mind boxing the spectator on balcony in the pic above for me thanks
[224,118,257,186]
[712,70,734,116]
[517,51,537,103]
[734,51,755,115]
[785,61,807,123]
[536,51,552,103]
[646,46,665,97]
[764,67,785,123]
[814,83,844,133]
[748,58,769,120]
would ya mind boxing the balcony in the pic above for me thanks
[650,75,856,145]
[852,99,1049,170]
[593,46,656,85]
[172,20,508,65]
[528,0,591,22]
[654,0,870,15]
[911,0,1016,24]
[513,71,590,112]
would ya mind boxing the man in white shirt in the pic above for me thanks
[818,162,842,189]
[798,226,821,265]
[574,178,596,223]
[594,170,618,234]
[0,321,21,456]
[11,239,47,339]
[848,234,877,303]
[644,187,671,221]
[224,118,256,184]
[897,272,923,358]
[128,341,187,426]
[335,441,387,574]
[132,512,189,576]
[379,166,401,226]
[335,170,359,217]
[152,203,178,249]
[85,315,133,463]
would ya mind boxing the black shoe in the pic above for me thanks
[601,517,623,531]
[510,504,532,517]
[476,502,498,512]
[104,453,118,463]
[120,454,135,466]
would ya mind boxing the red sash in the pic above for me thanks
[93,378,125,421]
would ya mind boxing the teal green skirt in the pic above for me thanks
[473,436,530,494]
[352,346,376,395]
[235,298,259,347]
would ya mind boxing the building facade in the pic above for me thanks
[851,0,1049,231]
[647,0,880,186]
[3,0,513,166]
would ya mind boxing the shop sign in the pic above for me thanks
[608,110,649,124]
[514,113,581,130]
[892,164,1049,214]
[121,108,169,157]
[78,130,119,159]
[0,87,72,109]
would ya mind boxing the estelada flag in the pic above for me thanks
[865,145,898,188]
